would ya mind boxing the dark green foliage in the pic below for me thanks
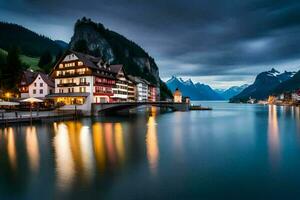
[73,39,89,54]
[0,22,63,57]
[0,52,6,83]
[55,50,64,63]
[1,46,23,91]
[160,80,173,100]
[73,18,159,85]
[38,51,53,73]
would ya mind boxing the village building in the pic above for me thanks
[173,88,182,103]
[127,79,136,101]
[136,78,149,102]
[110,65,128,102]
[148,85,159,102]
[48,50,116,113]
[19,70,54,99]
[291,89,300,102]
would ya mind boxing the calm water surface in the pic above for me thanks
[1,102,300,199]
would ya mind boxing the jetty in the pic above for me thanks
[189,105,212,111]
[0,110,80,125]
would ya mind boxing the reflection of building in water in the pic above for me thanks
[79,125,95,183]
[92,122,126,172]
[54,123,75,192]
[146,108,159,175]
[115,123,125,164]
[173,112,184,157]
[295,107,300,131]
[6,128,17,170]
[268,105,280,168]
[26,126,40,173]
[105,123,117,164]
[92,123,106,172]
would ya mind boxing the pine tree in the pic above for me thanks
[38,50,53,73]
[2,46,22,90]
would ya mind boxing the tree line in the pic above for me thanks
[0,46,61,93]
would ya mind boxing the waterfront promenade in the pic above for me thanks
[0,110,78,124]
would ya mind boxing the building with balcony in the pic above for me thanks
[19,70,54,99]
[110,64,128,102]
[136,79,149,102]
[48,50,116,114]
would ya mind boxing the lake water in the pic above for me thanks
[1,102,300,199]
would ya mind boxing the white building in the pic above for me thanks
[292,90,300,102]
[48,50,116,115]
[19,71,54,99]
[110,65,128,102]
[136,79,149,102]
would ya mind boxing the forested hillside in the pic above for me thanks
[0,22,63,57]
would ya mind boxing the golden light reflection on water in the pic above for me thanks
[26,126,40,173]
[146,107,159,175]
[92,123,106,172]
[52,120,127,189]
[54,123,75,191]
[105,123,117,164]
[6,127,17,170]
[268,105,280,168]
[79,126,95,183]
[115,123,125,164]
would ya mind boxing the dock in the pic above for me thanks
[0,110,80,125]
[189,105,212,111]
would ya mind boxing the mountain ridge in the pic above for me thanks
[0,21,63,57]
[230,68,296,102]
[166,76,224,100]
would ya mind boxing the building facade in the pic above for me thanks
[173,88,182,103]
[49,50,116,113]
[136,80,149,102]
[19,71,54,99]
[110,65,128,102]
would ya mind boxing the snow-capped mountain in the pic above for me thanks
[166,76,224,100]
[230,68,296,102]
[215,84,249,100]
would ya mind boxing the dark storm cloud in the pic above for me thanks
[1,0,300,79]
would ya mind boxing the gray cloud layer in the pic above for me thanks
[1,0,300,83]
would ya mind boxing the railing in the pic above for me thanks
[57,83,77,87]
[78,82,90,86]
[56,72,90,77]
[57,82,90,87]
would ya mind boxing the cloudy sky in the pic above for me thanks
[1,0,300,88]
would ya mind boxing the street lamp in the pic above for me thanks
[5,92,11,101]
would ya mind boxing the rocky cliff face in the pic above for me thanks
[69,17,159,85]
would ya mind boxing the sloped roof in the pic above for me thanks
[110,64,123,74]
[38,72,54,88]
[20,70,54,87]
[69,50,112,72]
[173,88,182,96]
[21,70,36,86]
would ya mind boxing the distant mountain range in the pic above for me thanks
[55,40,69,49]
[166,76,224,100]
[215,84,249,100]
[230,68,297,102]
